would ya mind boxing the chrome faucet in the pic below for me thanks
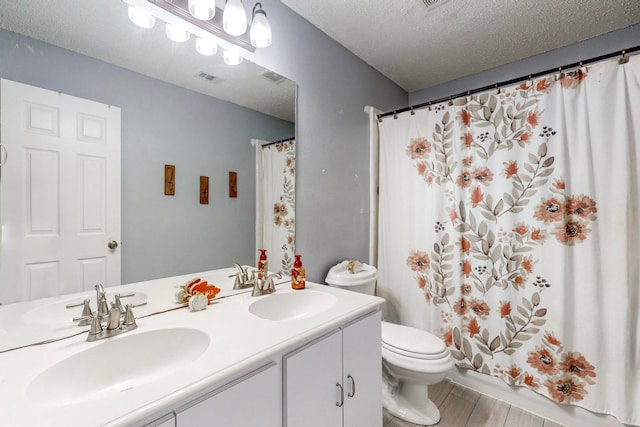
[252,272,283,296]
[69,284,146,341]
[233,263,257,290]
[66,284,137,326]
[74,303,140,342]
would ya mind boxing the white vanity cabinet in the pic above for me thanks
[174,363,280,427]
[284,310,382,427]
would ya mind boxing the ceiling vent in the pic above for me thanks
[419,0,450,9]
[196,71,220,83]
[260,70,286,84]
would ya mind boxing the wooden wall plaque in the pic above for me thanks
[200,176,209,204]
[164,164,175,195]
[229,171,237,198]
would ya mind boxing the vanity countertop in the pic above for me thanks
[0,268,383,426]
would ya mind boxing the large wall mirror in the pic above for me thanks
[0,0,296,305]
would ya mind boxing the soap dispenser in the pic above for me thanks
[291,254,306,290]
[258,249,268,280]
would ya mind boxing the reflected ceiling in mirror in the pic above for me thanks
[0,0,295,122]
[0,0,296,304]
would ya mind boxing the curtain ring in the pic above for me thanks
[427,101,432,111]
[619,49,629,64]
[494,83,500,94]
[410,107,415,116]
[393,112,398,120]
[557,66,565,80]
[448,96,453,106]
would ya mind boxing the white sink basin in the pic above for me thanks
[26,328,209,405]
[248,290,337,321]
[21,291,148,325]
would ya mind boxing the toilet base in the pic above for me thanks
[382,382,441,426]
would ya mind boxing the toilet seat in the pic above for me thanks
[381,321,449,360]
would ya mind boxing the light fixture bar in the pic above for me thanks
[149,0,256,52]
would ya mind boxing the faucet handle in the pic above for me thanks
[122,304,138,330]
[114,294,126,313]
[71,312,103,340]
[67,299,93,326]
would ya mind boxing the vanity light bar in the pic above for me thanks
[123,0,256,56]
[151,0,256,52]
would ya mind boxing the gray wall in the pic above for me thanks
[409,24,640,105]
[0,29,294,284]
[248,1,408,282]
[3,7,635,286]
[246,3,639,282]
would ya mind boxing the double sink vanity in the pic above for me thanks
[0,267,384,426]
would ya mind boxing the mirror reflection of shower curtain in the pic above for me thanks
[253,138,296,274]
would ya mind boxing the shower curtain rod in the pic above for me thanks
[261,136,295,147]
[378,45,640,120]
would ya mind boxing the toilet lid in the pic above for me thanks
[381,321,448,359]
[325,262,377,287]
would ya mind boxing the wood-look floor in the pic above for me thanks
[383,380,565,427]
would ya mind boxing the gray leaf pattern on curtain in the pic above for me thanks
[378,56,640,425]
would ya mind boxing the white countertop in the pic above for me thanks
[0,268,383,426]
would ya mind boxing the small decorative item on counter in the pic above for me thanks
[347,259,363,274]
[188,292,209,311]
[175,277,221,309]
[291,254,306,290]
[257,249,268,280]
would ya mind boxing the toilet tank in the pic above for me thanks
[325,261,377,295]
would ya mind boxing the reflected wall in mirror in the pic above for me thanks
[0,0,296,304]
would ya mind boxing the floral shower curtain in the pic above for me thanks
[255,139,296,272]
[377,56,640,425]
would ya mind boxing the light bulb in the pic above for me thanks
[223,49,243,65]
[165,23,190,43]
[250,6,271,48]
[223,0,247,36]
[196,37,218,56]
[188,0,215,20]
[128,5,155,29]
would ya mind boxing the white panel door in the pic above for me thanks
[342,311,383,427]
[0,79,121,303]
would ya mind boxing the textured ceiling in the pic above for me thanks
[0,0,296,122]
[281,0,640,92]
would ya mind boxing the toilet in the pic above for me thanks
[325,261,454,426]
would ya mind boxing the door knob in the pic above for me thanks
[108,240,119,250]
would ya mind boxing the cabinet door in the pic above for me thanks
[342,311,382,427]
[176,363,280,427]
[284,330,343,427]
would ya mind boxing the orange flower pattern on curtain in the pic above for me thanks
[271,140,296,271]
[405,71,598,404]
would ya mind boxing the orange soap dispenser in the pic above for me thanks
[291,254,306,290]
[258,249,268,279]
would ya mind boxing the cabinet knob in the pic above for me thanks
[336,382,344,407]
[347,374,356,398]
